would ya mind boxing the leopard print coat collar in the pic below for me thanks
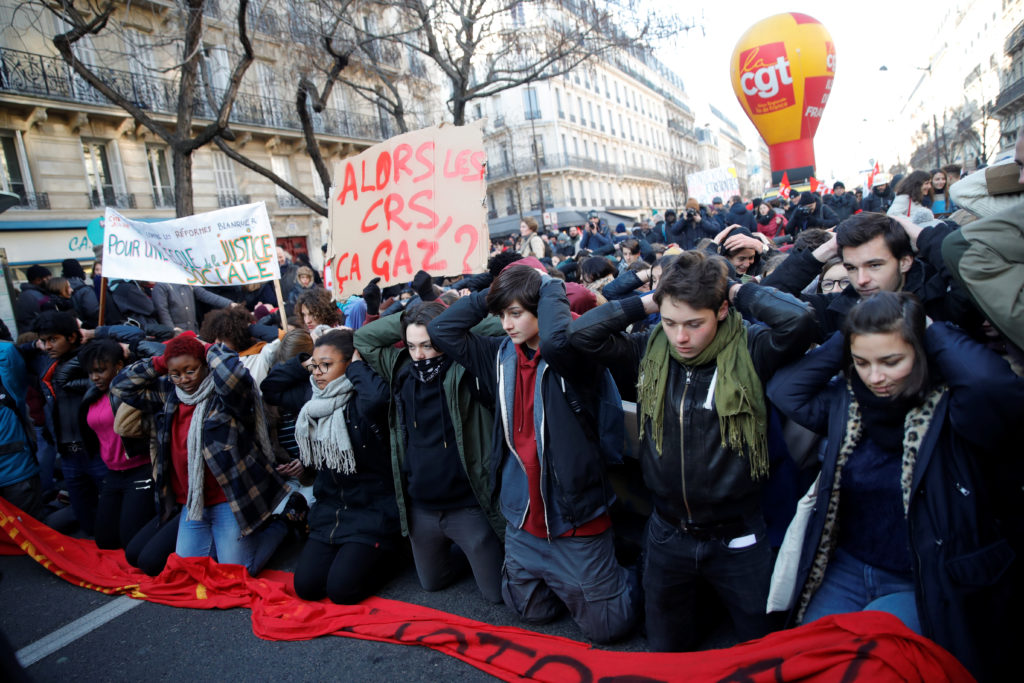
[794,382,946,623]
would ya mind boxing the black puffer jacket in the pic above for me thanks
[569,284,815,524]
[262,358,400,547]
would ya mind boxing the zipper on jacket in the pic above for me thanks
[537,365,552,540]
[679,368,694,523]
[497,350,530,531]
[330,507,341,543]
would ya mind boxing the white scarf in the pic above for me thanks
[176,374,216,522]
[295,373,356,474]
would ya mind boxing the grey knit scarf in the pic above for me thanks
[176,374,216,522]
[295,373,356,474]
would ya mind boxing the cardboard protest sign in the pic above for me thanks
[102,203,280,286]
[327,122,489,298]
[686,167,741,204]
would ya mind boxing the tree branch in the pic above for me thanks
[212,137,328,217]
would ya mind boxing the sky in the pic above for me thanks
[652,1,957,185]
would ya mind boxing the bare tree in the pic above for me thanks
[18,0,393,217]
[385,0,679,125]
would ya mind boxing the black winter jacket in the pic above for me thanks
[723,203,758,233]
[823,192,858,222]
[69,277,100,329]
[861,186,894,213]
[785,202,839,234]
[569,284,815,524]
[14,283,49,334]
[768,326,1024,681]
[262,358,399,547]
[665,212,717,250]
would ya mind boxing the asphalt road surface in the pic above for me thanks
[0,529,739,682]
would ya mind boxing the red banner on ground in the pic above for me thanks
[0,499,973,682]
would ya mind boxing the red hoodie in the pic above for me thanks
[511,343,609,539]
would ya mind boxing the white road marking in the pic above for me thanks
[16,595,143,667]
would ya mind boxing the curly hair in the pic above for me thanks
[200,307,254,352]
[295,288,343,328]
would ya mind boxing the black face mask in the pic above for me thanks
[873,185,888,196]
[410,354,452,383]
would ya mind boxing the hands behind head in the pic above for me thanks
[723,233,763,253]
[714,224,743,244]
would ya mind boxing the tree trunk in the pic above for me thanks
[451,96,466,126]
[173,147,195,217]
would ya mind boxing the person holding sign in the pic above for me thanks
[354,295,506,604]
[428,260,637,643]
[111,332,289,575]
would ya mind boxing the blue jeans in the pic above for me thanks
[803,547,921,634]
[60,446,109,536]
[176,502,287,576]
[643,510,772,651]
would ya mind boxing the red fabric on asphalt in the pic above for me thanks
[0,498,974,682]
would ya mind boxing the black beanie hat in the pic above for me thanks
[799,192,819,206]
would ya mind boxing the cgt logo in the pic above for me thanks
[738,42,795,114]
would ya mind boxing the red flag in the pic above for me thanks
[779,171,792,199]
[868,161,881,189]
[809,176,820,194]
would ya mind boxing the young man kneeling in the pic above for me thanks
[569,251,815,651]
[429,259,637,643]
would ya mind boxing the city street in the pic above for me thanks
[2,531,723,681]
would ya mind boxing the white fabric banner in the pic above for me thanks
[686,167,742,204]
[102,203,280,286]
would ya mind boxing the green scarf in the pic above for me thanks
[637,309,769,479]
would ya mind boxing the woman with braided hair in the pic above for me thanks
[767,292,1024,680]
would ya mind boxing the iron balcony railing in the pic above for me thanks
[995,76,1024,114]
[217,192,251,208]
[6,190,50,210]
[485,151,670,183]
[276,194,305,209]
[88,188,136,209]
[0,47,384,142]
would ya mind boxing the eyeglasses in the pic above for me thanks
[307,361,335,374]
[820,278,851,292]
[168,368,202,383]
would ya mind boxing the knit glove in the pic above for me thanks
[412,270,437,302]
[362,277,382,315]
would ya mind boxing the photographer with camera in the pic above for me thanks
[785,192,838,236]
[666,198,718,250]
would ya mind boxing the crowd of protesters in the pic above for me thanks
[2,155,1023,681]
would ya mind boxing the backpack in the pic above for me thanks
[558,369,629,466]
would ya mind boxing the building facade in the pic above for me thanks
[894,0,1024,172]
[0,0,440,284]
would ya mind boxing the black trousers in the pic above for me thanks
[125,511,180,576]
[94,465,156,550]
[293,538,393,605]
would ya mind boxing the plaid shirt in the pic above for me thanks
[111,344,286,536]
